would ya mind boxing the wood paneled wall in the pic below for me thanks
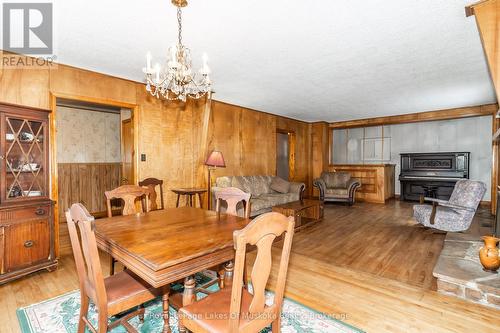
[206,101,312,197]
[0,55,315,223]
[57,163,121,219]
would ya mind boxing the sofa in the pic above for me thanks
[212,175,305,217]
[313,171,361,205]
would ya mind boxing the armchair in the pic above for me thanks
[313,171,361,205]
[413,179,486,232]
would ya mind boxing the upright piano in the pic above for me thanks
[399,152,470,201]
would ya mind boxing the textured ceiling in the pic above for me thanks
[51,0,496,121]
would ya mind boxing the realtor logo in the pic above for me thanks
[2,3,53,54]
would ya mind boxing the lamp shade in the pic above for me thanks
[205,150,226,168]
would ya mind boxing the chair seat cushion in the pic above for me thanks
[179,287,259,333]
[325,188,349,198]
[105,270,157,315]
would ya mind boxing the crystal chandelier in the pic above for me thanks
[143,0,211,102]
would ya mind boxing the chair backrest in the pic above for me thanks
[66,203,108,316]
[321,171,351,189]
[215,187,251,218]
[228,212,295,331]
[448,180,487,210]
[138,178,164,211]
[105,185,150,218]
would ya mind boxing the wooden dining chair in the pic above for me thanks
[66,203,159,333]
[138,177,165,211]
[215,187,251,219]
[178,212,295,333]
[212,187,252,289]
[105,185,151,275]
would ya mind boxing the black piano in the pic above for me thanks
[399,152,470,201]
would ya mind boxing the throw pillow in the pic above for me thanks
[271,177,291,194]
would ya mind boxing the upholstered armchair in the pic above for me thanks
[413,180,486,232]
[313,171,361,205]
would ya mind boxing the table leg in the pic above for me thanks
[176,194,180,208]
[224,261,234,287]
[197,193,203,208]
[179,276,196,333]
[189,194,193,207]
[162,285,171,333]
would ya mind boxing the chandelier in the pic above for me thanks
[143,0,211,102]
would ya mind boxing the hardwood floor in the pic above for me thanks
[0,200,499,332]
[292,199,448,289]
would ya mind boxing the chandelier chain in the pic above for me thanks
[177,7,182,47]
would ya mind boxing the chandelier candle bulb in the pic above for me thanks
[146,52,152,72]
[154,63,160,83]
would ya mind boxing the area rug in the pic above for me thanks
[17,277,363,333]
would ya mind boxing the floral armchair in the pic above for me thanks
[313,171,361,205]
[413,180,486,232]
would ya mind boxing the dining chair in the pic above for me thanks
[205,187,252,291]
[178,212,295,333]
[105,185,151,275]
[66,203,159,333]
[215,187,251,219]
[138,177,165,211]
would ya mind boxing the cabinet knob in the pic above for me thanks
[24,240,34,248]
[35,208,46,216]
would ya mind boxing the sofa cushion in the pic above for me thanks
[332,172,351,188]
[249,198,272,212]
[270,177,290,194]
[321,172,336,188]
[232,176,271,196]
[261,192,299,204]
[326,188,349,198]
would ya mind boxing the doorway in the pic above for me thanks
[276,130,295,180]
[55,98,134,219]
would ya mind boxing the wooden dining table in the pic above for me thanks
[94,207,251,333]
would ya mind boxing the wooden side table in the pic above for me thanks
[171,188,207,208]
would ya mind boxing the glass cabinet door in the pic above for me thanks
[4,116,47,201]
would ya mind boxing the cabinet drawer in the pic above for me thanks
[4,219,50,272]
[0,205,51,222]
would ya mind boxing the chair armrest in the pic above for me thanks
[289,182,306,200]
[438,202,476,213]
[346,179,361,202]
[423,197,476,212]
[422,197,448,204]
[313,178,326,201]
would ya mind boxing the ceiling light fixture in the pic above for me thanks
[143,0,211,102]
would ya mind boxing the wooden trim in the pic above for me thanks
[492,116,499,214]
[51,92,137,110]
[214,100,310,125]
[49,93,59,258]
[329,104,498,129]
[465,0,492,17]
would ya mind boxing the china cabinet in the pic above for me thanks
[0,103,56,284]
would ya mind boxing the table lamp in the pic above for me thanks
[205,150,226,209]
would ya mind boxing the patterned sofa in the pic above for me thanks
[313,171,361,205]
[212,175,305,217]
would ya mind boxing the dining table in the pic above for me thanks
[94,206,251,333]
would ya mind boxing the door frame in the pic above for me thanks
[276,129,296,180]
[49,92,139,257]
[121,118,134,185]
